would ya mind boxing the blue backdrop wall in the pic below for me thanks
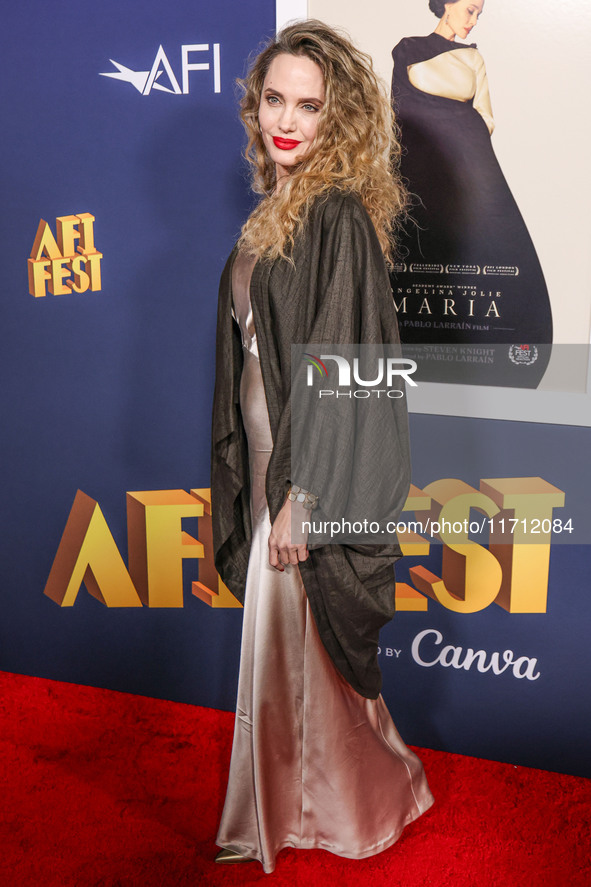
[1,1,590,778]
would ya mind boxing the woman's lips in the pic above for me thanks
[272,137,302,150]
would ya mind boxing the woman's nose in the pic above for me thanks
[278,105,296,131]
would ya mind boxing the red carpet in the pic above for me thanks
[1,671,589,886]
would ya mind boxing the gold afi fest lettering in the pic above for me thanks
[28,213,102,297]
[44,478,565,614]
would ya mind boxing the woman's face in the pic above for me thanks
[258,53,325,189]
[445,0,484,40]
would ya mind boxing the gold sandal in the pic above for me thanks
[214,848,255,864]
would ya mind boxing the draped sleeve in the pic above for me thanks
[249,190,412,698]
[210,246,252,603]
[287,192,412,542]
[212,190,412,697]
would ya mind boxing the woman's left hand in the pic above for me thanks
[268,498,310,571]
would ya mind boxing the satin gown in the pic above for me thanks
[215,250,434,874]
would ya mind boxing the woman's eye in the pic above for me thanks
[267,95,280,104]
[302,104,319,112]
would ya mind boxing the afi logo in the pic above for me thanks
[100,43,221,95]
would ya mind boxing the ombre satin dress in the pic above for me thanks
[215,250,434,874]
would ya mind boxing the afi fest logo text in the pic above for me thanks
[100,43,221,95]
[44,477,565,619]
[28,214,102,298]
[509,344,539,366]
[304,352,417,398]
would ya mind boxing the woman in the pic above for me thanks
[211,20,434,873]
[391,0,552,387]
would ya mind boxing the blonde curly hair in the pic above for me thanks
[237,19,407,265]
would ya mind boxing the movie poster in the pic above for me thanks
[308,0,591,418]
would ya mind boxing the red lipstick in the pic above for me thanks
[272,137,302,150]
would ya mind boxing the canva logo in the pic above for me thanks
[28,214,102,298]
[100,43,221,95]
[411,629,541,681]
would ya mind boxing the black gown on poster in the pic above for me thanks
[391,34,552,387]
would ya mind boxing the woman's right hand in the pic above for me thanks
[268,497,310,571]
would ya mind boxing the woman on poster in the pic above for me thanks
[210,19,433,874]
[391,0,552,385]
